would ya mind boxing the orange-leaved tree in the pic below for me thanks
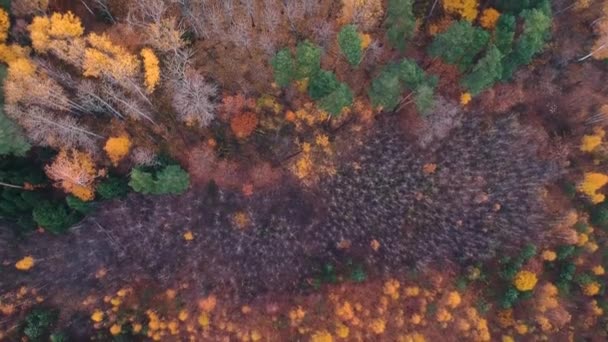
[104,135,132,166]
[45,149,98,201]
[479,8,500,29]
[230,112,258,139]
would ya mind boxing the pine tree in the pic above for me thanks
[271,48,295,87]
[461,45,504,95]
[308,70,339,100]
[318,83,353,116]
[385,0,416,51]
[338,24,363,66]
[427,20,490,70]
[295,40,322,80]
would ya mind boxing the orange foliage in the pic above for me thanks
[230,112,258,139]
[45,149,97,201]
[479,8,500,29]
[104,135,132,166]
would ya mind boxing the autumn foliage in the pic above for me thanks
[104,135,132,166]
[442,0,479,21]
[141,48,160,93]
[230,112,258,139]
[45,149,97,201]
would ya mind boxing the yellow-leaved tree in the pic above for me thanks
[28,11,85,66]
[0,8,10,43]
[104,135,132,166]
[442,0,479,22]
[578,172,608,204]
[83,33,140,81]
[141,48,160,93]
[45,149,98,201]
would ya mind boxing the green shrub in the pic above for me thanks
[65,195,93,215]
[338,24,363,66]
[129,165,190,195]
[97,176,129,200]
[501,287,519,308]
[590,203,608,230]
[32,201,77,234]
[23,308,58,341]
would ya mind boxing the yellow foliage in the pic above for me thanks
[578,172,608,204]
[502,336,514,342]
[90,311,104,324]
[592,265,605,275]
[183,231,194,241]
[45,149,97,201]
[359,33,372,50]
[404,286,420,297]
[311,330,333,342]
[315,134,330,148]
[0,8,9,43]
[383,279,401,300]
[295,154,313,179]
[580,128,605,152]
[515,323,528,334]
[15,256,35,271]
[436,308,453,322]
[513,271,538,291]
[132,324,142,333]
[399,332,426,342]
[583,282,601,296]
[7,58,36,79]
[479,8,500,29]
[460,92,472,105]
[335,301,354,320]
[233,211,250,229]
[104,135,132,166]
[84,33,140,80]
[0,44,30,64]
[141,48,160,93]
[575,0,593,10]
[29,12,83,53]
[110,324,121,336]
[445,291,461,308]
[369,318,386,334]
[198,313,210,327]
[335,323,349,338]
[442,0,479,21]
[541,250,557,261]
[178,309,189,321]
[577,233,589,246]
